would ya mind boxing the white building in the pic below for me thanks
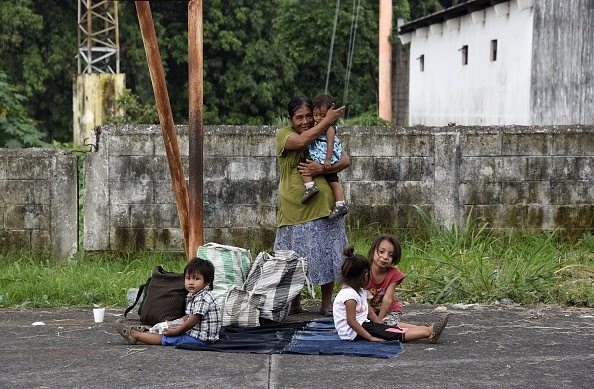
[397,0,594,126]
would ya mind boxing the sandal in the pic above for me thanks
[114,319,137,345]
[129,323,151,332]
[319,307,333,317]
[429,314,449,344]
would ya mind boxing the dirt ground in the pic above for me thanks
[0,303,592,388]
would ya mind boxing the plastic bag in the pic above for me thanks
[149,318,185,334]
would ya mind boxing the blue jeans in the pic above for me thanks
[161,334,208,346]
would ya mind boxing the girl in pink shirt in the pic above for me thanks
[367,234,436,331]
[333,245,448,343]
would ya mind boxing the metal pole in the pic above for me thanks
[135,1,191,258]
[86,0,92,73]
[187,0,204,258]
[115,1,120,74]
[77,0,81,73]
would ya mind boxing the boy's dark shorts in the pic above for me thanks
[324,173,339,183]
[355,321,406,342]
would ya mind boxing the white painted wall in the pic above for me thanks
[407,2,535,126]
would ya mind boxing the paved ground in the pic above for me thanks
[0,303,592,389]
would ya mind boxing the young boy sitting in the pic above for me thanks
[115,257,221,346]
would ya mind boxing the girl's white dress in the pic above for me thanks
[332,286,369,340]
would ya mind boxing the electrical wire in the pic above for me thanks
[325,0,341,94]
[342,0,361,115]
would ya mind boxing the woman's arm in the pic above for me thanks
[298,149,350,177]
[344,300,384,342]
[284,104,345,151]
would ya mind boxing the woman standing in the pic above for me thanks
[274,95,349,316]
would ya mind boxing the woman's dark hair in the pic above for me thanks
[287,95,312,118]
[340,246,370,290]
[367,234,402,266]
[312,94,335,110]
[184,257,215,289]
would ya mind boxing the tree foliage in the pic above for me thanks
[104,89,159,125]
[1,0,441,146]
[0,71,45,148]
[0,0,76,144]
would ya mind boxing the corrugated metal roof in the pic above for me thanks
[398,0,510,34]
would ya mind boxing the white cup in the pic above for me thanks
[93,308,105,323]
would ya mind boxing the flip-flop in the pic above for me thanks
[114,319,137,345]
[429,314,449,344]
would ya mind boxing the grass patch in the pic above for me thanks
[373,207,594,307]
[1,212,592,308]
[0,250,186,308]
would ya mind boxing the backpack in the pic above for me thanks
[124,266,186,325]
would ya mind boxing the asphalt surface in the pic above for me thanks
[0,303,592,389]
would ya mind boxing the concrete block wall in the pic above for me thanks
[0,148,78,259]
[458,126,594,234]
[84,125,278,252]
[84,124,594,253]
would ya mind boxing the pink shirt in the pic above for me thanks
[366,267,405,313]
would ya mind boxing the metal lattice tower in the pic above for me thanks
[77,0,120,74]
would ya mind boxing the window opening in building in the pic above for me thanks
[418,54,425,72]
[491,39,498,61]
[460,45,468,65]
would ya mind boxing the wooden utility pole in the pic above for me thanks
[187,0,205,256]
[135,1,191,259]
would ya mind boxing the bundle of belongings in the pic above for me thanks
[123,243,402,358]
[125,244,309,327]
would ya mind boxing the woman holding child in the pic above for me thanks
[274,95,349,316]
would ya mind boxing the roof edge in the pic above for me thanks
[398,0,510,35]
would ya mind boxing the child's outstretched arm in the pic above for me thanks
[284,104,345,151]
[367,306,381,323]
[376,282,398,321]
[162,314,200,336]
[344,300,384,342]
[323,125,336,170]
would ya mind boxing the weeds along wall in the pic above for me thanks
[2,125,591,258]
[0,148,78,258]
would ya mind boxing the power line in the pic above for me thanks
[325,0,341,94]
[343,0,361,113]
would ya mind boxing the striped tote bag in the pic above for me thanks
[196,243,252,308]
[244,250,314,323]
[221,286,265,327]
